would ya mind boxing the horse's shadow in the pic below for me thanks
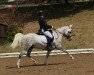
[8,62,65,69]
[32,62,65,66]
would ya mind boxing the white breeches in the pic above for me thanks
[42,29,53,38]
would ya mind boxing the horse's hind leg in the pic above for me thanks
[17,50,26,68]
[27,46,37,65]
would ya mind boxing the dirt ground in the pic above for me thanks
[0,53,94,75]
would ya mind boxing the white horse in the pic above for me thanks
[11,24,74,68]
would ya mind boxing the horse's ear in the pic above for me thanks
[69,24,73,28]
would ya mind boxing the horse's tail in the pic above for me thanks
[10,33,24,49]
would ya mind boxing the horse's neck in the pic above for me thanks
[53,30,62,42]
[56,26,66,34]
[53,26,67,41]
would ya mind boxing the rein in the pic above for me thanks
[52,28,64,40]
[53,28,75,37]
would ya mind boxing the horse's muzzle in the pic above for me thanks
[67,36,72,41]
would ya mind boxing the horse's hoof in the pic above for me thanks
[72,57,75,60]
[34,61,37,65]
[33,63,37,66]
[17,66,20,68]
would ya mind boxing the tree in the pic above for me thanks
[65,0,69,5]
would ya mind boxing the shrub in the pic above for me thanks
[6,24,23,42]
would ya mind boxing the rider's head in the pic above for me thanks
[37,10,43,16]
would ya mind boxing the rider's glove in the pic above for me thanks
[52,26,53,29]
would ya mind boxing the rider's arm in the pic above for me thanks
[40,17,53,29]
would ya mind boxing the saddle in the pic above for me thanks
[36,30,54,45]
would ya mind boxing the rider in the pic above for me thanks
[37,10,54,50]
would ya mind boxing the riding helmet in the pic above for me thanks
[37,10,43,16]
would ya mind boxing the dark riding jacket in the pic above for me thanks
[38,16,52,32]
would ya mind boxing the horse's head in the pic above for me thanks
[63,24,73,41]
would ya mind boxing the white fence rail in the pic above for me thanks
[0,48,94,58]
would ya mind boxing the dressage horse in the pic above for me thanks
[11,25,74,68]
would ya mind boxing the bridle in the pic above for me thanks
[53,28,73,40]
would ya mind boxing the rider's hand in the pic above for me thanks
[52,26,53,29]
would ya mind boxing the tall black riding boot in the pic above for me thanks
[47,41,52,50]
[47,37,54,50]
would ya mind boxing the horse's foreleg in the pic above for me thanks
[56,44,74,60]
[44,50,52,65]
[61,49,74,60]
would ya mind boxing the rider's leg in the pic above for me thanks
[44,31,54,49]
